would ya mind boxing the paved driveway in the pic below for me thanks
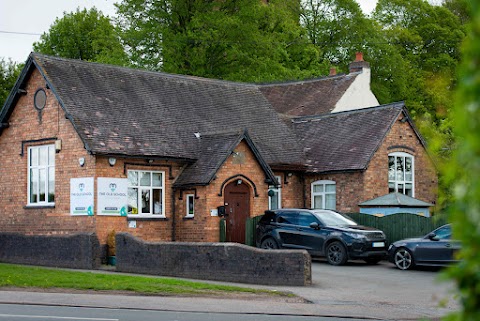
[267,259,459,320]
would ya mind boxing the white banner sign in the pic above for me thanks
[70,177,94,216]
[97,178,128,216]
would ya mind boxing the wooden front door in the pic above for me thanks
[224,181,251,243]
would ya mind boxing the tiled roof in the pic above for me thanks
[29,53,305,166]
[173,130,276,187]
[258,74,357,116]
[292,103,405,173]
[359,193,433,207]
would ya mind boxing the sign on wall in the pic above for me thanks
[70,177,94,216]
[97,177,128,216]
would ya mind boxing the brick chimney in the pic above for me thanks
[349,52,370,74]
[329,67,337,76]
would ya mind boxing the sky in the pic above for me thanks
[0,0,378,63]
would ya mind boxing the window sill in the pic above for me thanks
[127,216,168,221]
[24,205,55,209]
[183,216,194,220]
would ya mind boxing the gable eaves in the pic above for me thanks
[0,55,35,135]
[362,103,405,171]
[203,129,278,187]
[30,54,93,154]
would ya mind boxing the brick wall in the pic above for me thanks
[0,69,97,235]
[364,112,438,206]
[302,112,437,212]
[0,232,100,269]
[116,233,311,286]
[176,140,271,242]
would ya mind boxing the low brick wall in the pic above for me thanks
[116,233,311,286]
[0,233,100,269]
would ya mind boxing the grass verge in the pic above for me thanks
[0,263,291,298]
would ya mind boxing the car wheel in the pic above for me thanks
[364,257,382,265]
[326,241,348,266]
[394,248,415,270]
[260,237,279,249]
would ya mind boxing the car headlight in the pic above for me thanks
[345,232,367,240]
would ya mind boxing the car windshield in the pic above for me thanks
[312,210,357,226]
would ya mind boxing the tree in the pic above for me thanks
[0,59,22,109]
[115,0,327,81]
[372,0,465,161]
[444,1,480,320]
[33,7,128,66]
[300,0,374,66]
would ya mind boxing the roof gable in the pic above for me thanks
[173,129,276,187]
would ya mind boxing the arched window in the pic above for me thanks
[311,180,336,210]
[388,152,414,197]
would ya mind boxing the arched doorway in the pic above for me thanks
[224,180,251,243]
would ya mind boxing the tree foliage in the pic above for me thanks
[115,0,326,81]
[0,59,22,109]
[444,1,480,320]
[33,7,128,65]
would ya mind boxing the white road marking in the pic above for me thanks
[0,314,118,320]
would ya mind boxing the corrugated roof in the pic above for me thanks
[359,193,433,207]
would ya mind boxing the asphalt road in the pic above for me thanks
[0,260,459,321]
[0,303,375,321]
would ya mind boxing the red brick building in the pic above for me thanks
[0,53,437,251]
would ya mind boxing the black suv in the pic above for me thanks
[256,209,387,265]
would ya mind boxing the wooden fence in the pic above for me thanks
[224,213,448,246]
[346,213,447,245]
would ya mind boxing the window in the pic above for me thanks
[433,225,451,240]
[186,194,195,217]
[388,152,414,197]
[127,170,165,217]
[28,145,55,205]
[268,176,282,210]
[311,180,336,210]
[297,212,319,227]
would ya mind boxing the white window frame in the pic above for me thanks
[268,176,282,210]
[186,194,195,218]
[27,145,55,206]
[127,170,165,218]
[388,152,415,197]
[311,180,336,210]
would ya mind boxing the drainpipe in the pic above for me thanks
[171,187,177,242]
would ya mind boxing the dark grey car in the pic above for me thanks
[388,224,461,270]
[256,209,387,265]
